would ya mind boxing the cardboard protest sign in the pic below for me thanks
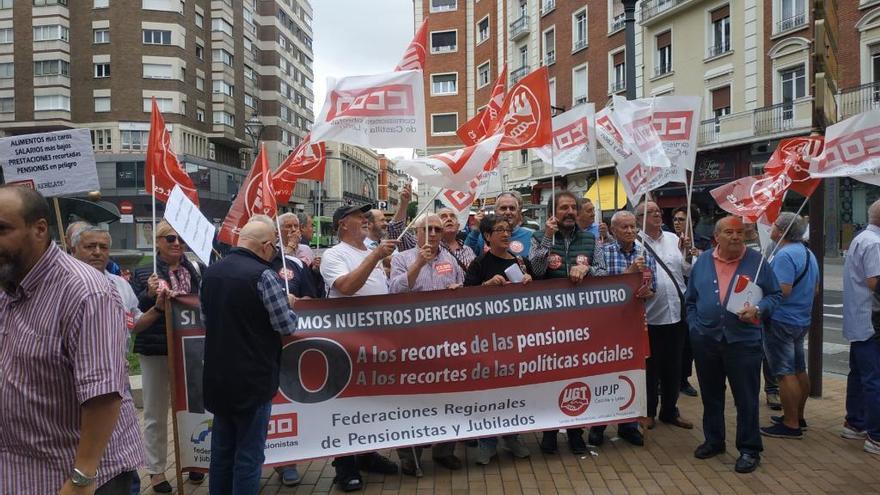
[0,129,98,197]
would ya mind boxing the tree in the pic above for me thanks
[406,201,419,221]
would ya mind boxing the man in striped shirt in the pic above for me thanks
[0,186,143,494]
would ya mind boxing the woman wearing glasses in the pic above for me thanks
[130,220,205,492]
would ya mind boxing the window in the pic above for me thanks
[195,12,204,28]
[94,28,110,44]
[33,25,69,42]
[33,0,68,6]
[0,97,13,113]
[243,37,252,53]
[778,0,806,32]
[142,63,172,79]
[143,97,172,112]
[34,94,70,111]
[143,29,171,45]
[34,60,70,76]
[711,86,730,132]
[780,65,805,120]
[0,0,11,8]
[549,78,556,108]
[212,49,233,66]
[91,129,112,151]
[196,75,204,90]
[709,5,731,57]
[0,62,13,79]
[196,108,204,122]
[120,131,148,151]
[655,31,672,76]
[872,45,880,102]
[195,44,204,60]
[213,111,234,126]
[94,96,110,112]
[611,51,625,92]
[431,113,457,134]
[477,17,489,43]
[244,65,255,81]
[0,28,11,44]
[543,28,555,65]
[280,105,290,123]
[477,62,491,88]
[212,79,234,97]
[572,64,587,105]
[245,93,255,108]
[94,0,108,7]
[430,0,456,12]
[430,30,457,53]
[94,63,110,78]
[572,8,587,52]
[212,18,233,36]
[519,45,528,69]
[431,73,457,95]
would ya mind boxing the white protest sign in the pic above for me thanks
[726,275,763,317]
[0,129,99,197]
[164,185,215,266]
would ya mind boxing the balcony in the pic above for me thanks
[837,82,880,120]
[706,41,731,59]
[544,50,555,66]
[430,44,456,54]
[510,65,529,84]
[640,0,689,24]
[696,98,813,149]
[573,38,587,52]
[654,61,672,77]
[775,13,807,35]
[541,0,555,15]
[610,13,625,32]
[510,15,529,41]
[609,80,626,94]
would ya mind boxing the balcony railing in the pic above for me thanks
[707,41,731,58]
[544,50,556,66]
[775,13,807,33]
[610,13,625,32]
[696,98,813,147]
[510,15,529,41]
[641,0,687,23]
[572,38,587,52]
[510,65,530,84]
[431,44,456,53]
[654,61,672,77]
[541,0,555,15]
[609,80,626,94]
[838,82,880,120]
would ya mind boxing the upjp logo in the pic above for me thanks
[190,419,212,445]
[558,381,591,417]
[327,84,415,120]
[498,87,542,147]
[652,111,692,140]
[553,118,589,150]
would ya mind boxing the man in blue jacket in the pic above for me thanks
[465,192,534,257]
[686,216,781,474]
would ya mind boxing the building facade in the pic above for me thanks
[0,0,315,249]
[318,141,380,217]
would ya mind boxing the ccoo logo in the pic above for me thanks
[558,381,591,417]
[327,84,415,120]
[244,174,273,217]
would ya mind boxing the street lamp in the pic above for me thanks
[244,113,265,150]
[621,0,638,100]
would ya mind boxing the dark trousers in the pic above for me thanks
[762,322,779,394]
[681,333,694,383]
[845,338,880,440]
[95,471,135,495]
[647,321,686,420]
[691,330,763,455]
[209,402,272,495]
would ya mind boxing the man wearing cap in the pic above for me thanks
[321,204,399,491]
[465,192,534,257]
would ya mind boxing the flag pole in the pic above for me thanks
[684,170,695,247]
[316,180,322,249]
[151,173,158,274]
[754,195,809,281]
[275,213,291,296]
[397,189,441,242]
[52,197,67,252]
[595,164,602,221]
[642,190,650,236]
[550,147,557,216]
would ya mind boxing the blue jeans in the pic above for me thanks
[209,402,272,495]
[691,330,763,455]
[764,320,809,376]
[845,338,880,441]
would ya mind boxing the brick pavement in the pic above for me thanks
[139,373,880,494]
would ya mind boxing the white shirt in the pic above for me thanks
[105,271,142,329]
[640,231,690,325]
[843,225,880,342]
[320,240,388,298]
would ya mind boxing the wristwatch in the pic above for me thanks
[71,467,97,487]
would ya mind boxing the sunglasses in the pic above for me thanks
[162,235,182,244]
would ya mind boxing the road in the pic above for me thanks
[819,289,848,376]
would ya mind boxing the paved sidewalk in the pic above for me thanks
[140,373,880,494]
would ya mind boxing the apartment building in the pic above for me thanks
[319,142,380,217]
[0,0,315,249]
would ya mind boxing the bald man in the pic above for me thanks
[201,219,298,494]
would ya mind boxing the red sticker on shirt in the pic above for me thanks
[125,311,135,330]
[548,253,563,270]
[278,268,295,281]
[510,240,524,254]
[576,254,590,266]
[435,262,453,275]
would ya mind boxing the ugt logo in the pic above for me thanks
[327,84,415,119]
[499,87,542,147]
[558,382,591,417]
[244,174,273,216]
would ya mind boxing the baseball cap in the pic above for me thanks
[332,204,372,229]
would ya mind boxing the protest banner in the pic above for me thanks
[0,128,99,197]
[167,276,648,471]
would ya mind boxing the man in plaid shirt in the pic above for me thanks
[589,210,656,449]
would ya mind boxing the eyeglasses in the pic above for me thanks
[491,227,513,234]
[162,235,181,244]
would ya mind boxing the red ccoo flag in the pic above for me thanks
[218,143,277,245]
[487,67,552,151]
[395,17,428,71]
[456,65,507,146]
[763,136,823,198]
[271,134,326,204]
[145,98,198,205]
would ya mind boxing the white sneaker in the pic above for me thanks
[865,437,880,455]
[841,423,867,440]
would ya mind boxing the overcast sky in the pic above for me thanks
[311,0,416,160]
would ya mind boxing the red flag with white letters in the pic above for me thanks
[395,18,428,71]
[271,134,326,204]
[145,98,199,205]
[218,144,277,245]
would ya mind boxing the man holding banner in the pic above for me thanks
[201,218,299,494]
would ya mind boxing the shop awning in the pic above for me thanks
[584,175,628,210]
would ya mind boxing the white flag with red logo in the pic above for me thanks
[534,103,597,171]
[395,18,428,71]
[610,95,671,168]
[651,96,701,172]
[218,144,278,245]
[438,168,496,225]
[487,67,552,152]
[311,70,426,149]
[396,134,503,192]
[809,109,880,185]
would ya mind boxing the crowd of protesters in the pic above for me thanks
[1,183,878,495]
